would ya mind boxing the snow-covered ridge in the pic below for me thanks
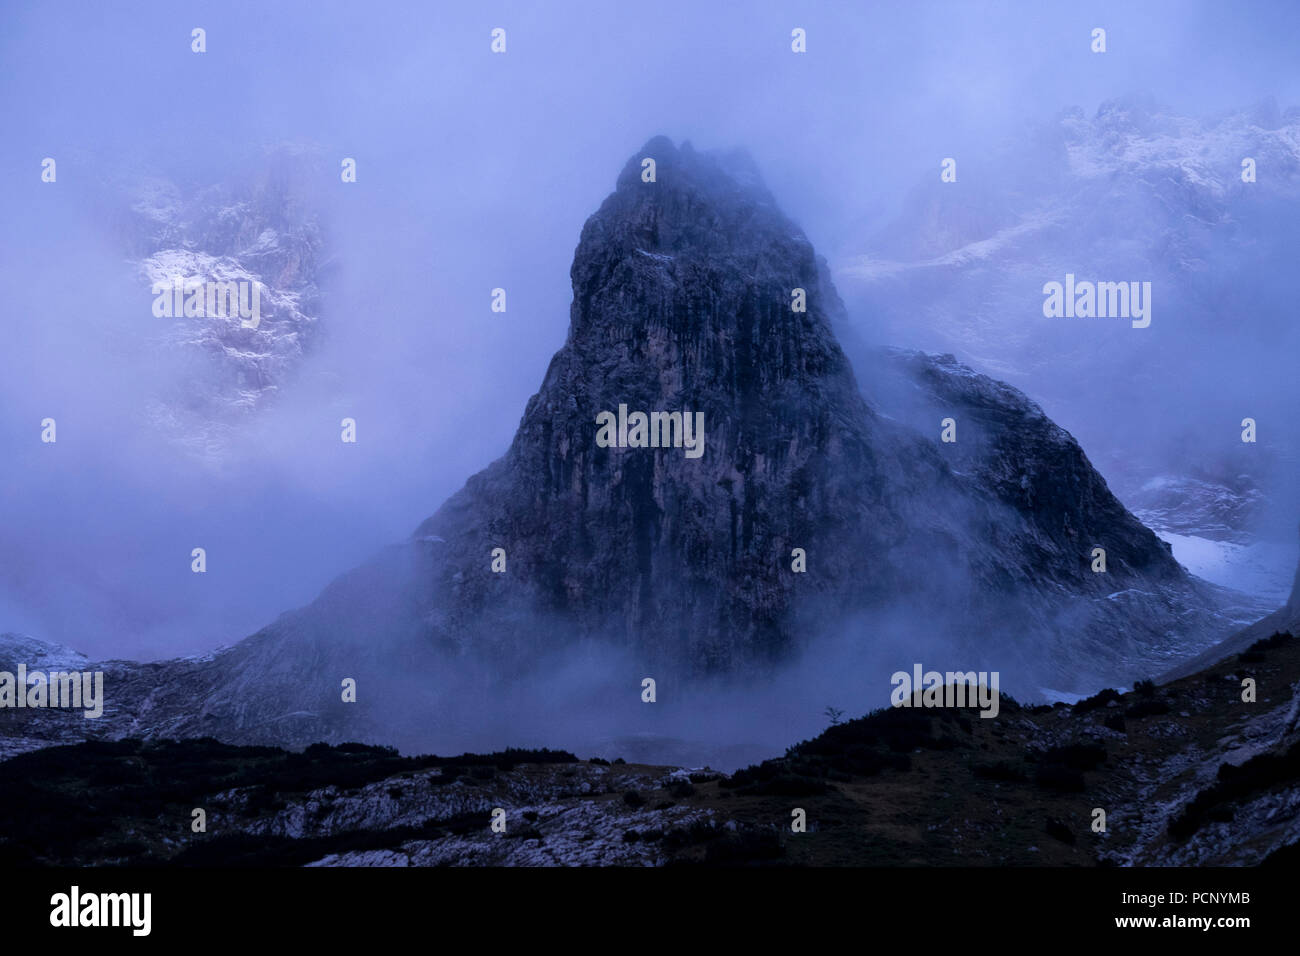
[113,147,327,457]
[0,632,91,672]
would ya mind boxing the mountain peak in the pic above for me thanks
[614,137,770,200]
[570,138,819,349]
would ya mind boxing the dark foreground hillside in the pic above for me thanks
[2,632,1297,867]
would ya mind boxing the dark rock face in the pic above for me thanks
[849,346,1263,687]
[415,138,973,673]
[410,139,1233,687]
[0,138,1250,758]
[859,347,1184,585]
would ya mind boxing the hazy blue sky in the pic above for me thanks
[2,0,1297,658]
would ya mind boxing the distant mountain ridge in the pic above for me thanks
[836,95,1300,557]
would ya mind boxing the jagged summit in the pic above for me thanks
[613,137,773,200]
[573,137,809,342]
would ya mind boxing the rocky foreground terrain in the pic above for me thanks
[3,613,1297,867]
